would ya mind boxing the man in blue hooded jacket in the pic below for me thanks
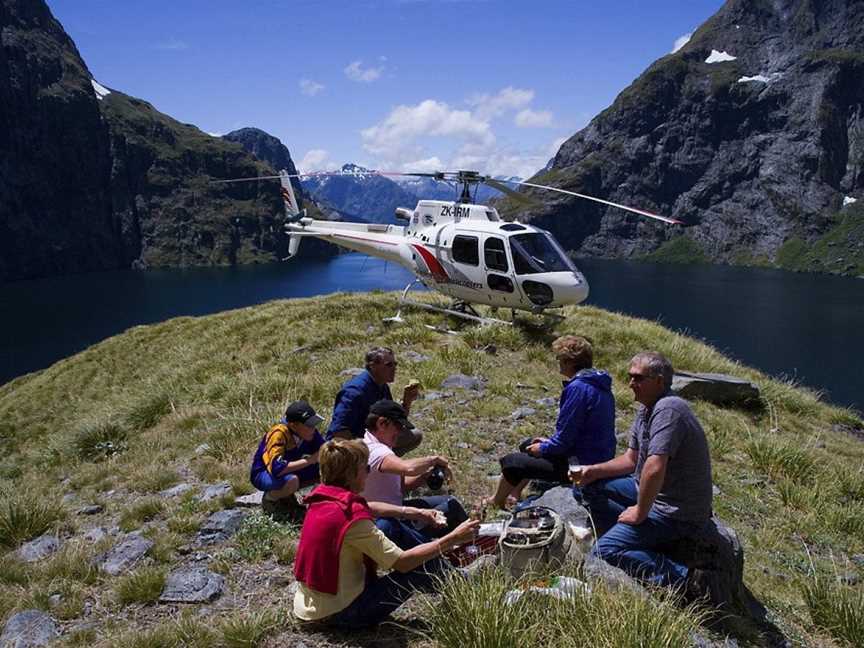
[490,335,616,509]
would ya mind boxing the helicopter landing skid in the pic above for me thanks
[398,297,511,326]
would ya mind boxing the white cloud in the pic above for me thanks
[467,86,534,121]
[546,135,568,159]
[299,79,324,96]
[401,156,445,173]
[361,99,494,158]
[705,49,737,64]
[154,38,188,51]
[206,131,223,137]
[299,149,339,174]
[672,32,692,53]
[515,108,553,128]
[344,60,384,83]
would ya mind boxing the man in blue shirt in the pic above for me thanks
[489,335,617,509]
[327,346,422,456]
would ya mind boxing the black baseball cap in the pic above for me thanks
[369,399,414,430]
[284,400,324,428]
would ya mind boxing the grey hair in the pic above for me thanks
[631,352,674,389]
[365,346,394,369]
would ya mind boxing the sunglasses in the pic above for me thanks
[379,361,397,368]
[628,373,653,383]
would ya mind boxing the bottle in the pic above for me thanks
[427,466,445,491]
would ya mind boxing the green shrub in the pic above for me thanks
[73,421,128,461]
[114,565,167,606]
[0,491,64,548]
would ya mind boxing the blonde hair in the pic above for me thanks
[551,335,593,370]
[319,439,369,489]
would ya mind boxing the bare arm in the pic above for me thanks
[577,448,638,485]
[618,454,668,525]
[379,453,447,478]
[367,500,444,527]
[392,519,479,573]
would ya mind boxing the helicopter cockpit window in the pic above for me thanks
[510,232,577,275]
[484,237,508,272]
[452,235,479,266]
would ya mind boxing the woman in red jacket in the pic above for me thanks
[293,439,478,628]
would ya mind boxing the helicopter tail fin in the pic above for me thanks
[279,169,303,222]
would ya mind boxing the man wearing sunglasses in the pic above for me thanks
[572,351,713,588]
[327,346,423,456]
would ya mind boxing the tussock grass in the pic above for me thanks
[118,498,164,532]
[745,436,816,483]
[218,608,287,648]
[423,566,704,648]
[0,490,64,548]
[125,390,174,431]
[802,573,864,647]
[73,420,128,461]
[114,565,167,606]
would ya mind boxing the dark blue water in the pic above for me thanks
[1,254,862,414]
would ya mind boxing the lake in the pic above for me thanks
[1,254,862,414]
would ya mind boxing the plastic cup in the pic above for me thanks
[568,463,584,484]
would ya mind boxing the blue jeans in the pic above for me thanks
[584,476,694,587]
[323,559,450,628]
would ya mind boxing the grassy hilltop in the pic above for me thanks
[1,293,863,647]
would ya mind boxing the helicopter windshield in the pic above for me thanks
[509,232,577,275]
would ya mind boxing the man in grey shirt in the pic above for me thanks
[573,351,713,587]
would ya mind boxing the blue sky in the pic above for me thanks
[48,0,724,178]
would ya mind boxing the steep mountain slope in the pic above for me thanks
[504,0,864,275]
[0,0,302,282]
[301,164,420,223]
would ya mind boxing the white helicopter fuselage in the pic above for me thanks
[286,199,589,313]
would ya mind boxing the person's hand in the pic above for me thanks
[403,383,421,408]
[412,508,446,528]
[307,451,319,465]
[570,464,596,487]
[531,436,548,444]
[447,518,480,545]
[618,505,647,525]
[525,442,543,457]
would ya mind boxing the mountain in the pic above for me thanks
[0,0,306,283]
[301,164,419,223]
[502,0,864,276]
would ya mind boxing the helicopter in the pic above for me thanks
[219,168,680,324]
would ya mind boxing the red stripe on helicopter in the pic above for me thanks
[411,244,449,282]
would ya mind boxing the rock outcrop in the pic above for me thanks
[506,0,864,276]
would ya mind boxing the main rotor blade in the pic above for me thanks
[483,178,538,205]
[513,180,682,225]
[209,174,283,184]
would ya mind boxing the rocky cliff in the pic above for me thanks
[505,0,864,276]
[0,0,301,283]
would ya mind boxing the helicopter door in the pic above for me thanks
[482,236,514,297]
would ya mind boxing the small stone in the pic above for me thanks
[535,397,557,407]
[851,554,864,567]
[838,571,859,586]
[339,367,365,377]
[712,485,722,496]
[48,594,62,608]
[159,567,224,603]
[365,325,376,334]
[482,344,497,355]
[441,373,485,391]
[198,482,232,502]
[511,407,537,421]
[198,509,247,544]
[403,351,430,362]
[17,535,61,563]
[423,391,451,401]
[77,504,103,515]
[194,444,211,456]
[455,442,470,449]
[83,527,107,543]
[160,483,194,498]
[0,610,58,647]
[61,493,77,505]
[98,534,153,576]
[234,491,264,507]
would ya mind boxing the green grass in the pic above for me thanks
[774,206,864,276]
[1,292,863,646]
[114,566,167,606]
[802,574,864,647]
[0,491,64,549]
[641,236,708,264]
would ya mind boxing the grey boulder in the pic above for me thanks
[441,374,485,391]
[197,509,247,544]
[510,406,537,420]
[671,372,760,407]
[159,567,224,603]
[160,483,194,498]
[17,534,61,563]
[0,610,58,647]
[98,534,153,575]
[198,482,232,502]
